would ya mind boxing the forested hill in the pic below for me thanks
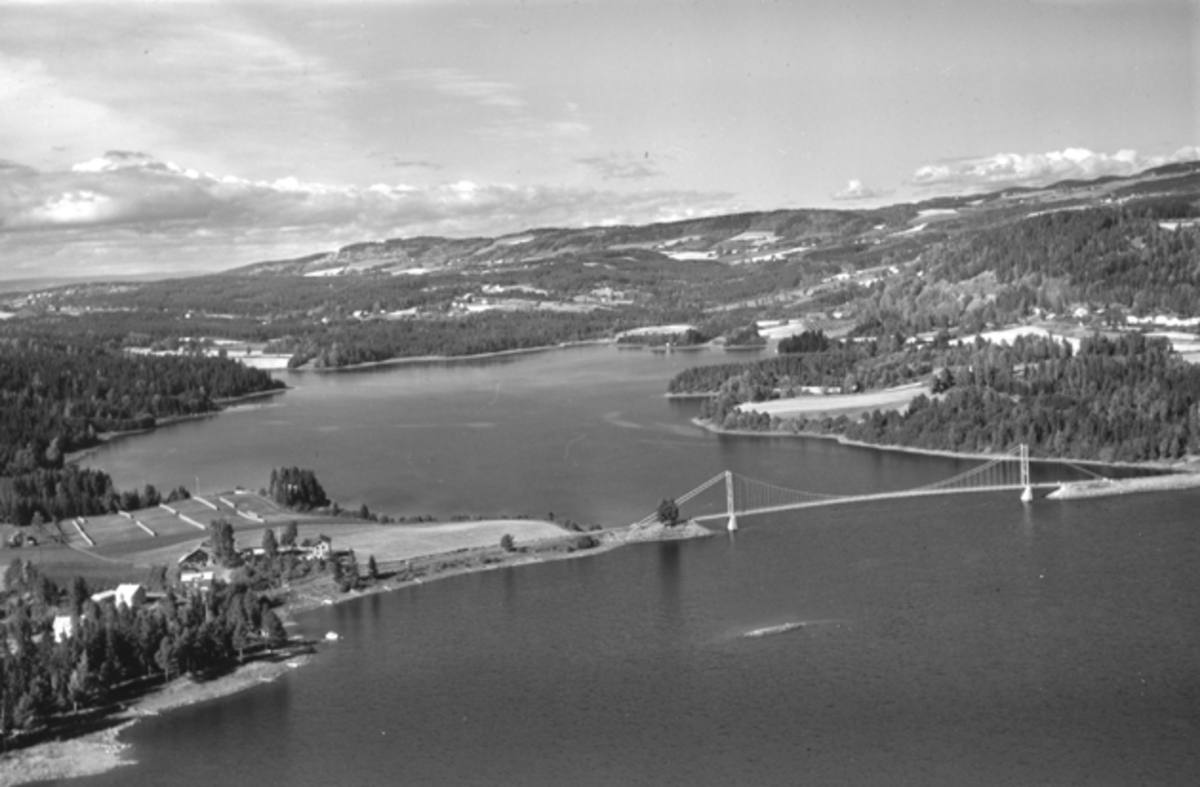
[226,160,1200,282]
[690,333,1200,464]
[0,336,285,524]
[5,160,1200,370]
[0,336,284,468]
[853,200,1200,337]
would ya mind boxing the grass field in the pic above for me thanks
[4,492,568,586]
[738,383,930,420]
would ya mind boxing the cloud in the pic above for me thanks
[910,146,1200,191]
[0,153,737,278]
[830,179,892,201]
[366,153,443,171]
[0,51,174,168]
[576,153,663,181]
[0,159,37,175]
[398,67,526,109]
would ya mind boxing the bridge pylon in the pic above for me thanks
[725,471,738,532]
[1019,443,1033,502]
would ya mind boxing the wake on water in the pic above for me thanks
[742,620,846,638]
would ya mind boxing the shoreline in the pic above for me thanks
[664,391,717,399]
[1045,472,1200,499]
[63,386,289,465]
[0,520,712,786]
[692,418,1200,475]
[0,652,312,787]
[282,519,713,615]
[296,338,615,373]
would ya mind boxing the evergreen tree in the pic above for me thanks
[261,527,278,559]
[262,609,288,649]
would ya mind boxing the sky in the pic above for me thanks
[0,0,1197,280]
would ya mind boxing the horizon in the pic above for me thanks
[1,0,1197,281]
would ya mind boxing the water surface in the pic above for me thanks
[72,346,1200,786]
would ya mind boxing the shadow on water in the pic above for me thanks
[656,541,683,632]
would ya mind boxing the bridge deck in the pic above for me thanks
[690,483,1060,523]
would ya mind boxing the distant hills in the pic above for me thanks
[4,159,1200,371]
[230,160,1200,282]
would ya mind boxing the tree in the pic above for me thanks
[337,553,360,593]
[68,575,90,615]
[261,527,278,559]
[35,575,58,607]
[67,652,99,712]
[155,637,177,682]
[500,533,516,552]
[3,559,24,593]
[280,520,298,547]
[145,564,168,592]
[262,608,287,649]
[656,498,680,527]
[208,518,239,566]
[231,620,252,662]
[367,554,379,580]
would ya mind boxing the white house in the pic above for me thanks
[309,535,333,561]
[53,615,76,643]
[90,583,145,609]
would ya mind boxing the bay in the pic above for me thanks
[69,345,1200,786]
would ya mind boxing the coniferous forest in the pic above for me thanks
[0,335,284,525]
[0,559,287,739]
[687,333,1200,463]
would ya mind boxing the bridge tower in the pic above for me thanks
[1019,443,1033,502]
[725,471,738,532]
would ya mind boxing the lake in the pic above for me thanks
[72,345,1200,786]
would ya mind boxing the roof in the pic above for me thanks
[90,584,143,607]
[177,546,211,564]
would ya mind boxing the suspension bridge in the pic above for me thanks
[637,444,1113,531]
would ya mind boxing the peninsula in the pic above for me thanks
[0,479,711,786]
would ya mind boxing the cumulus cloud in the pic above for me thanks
[0,152,737,278]
[830,179,892,201]
[910,146,1200,191]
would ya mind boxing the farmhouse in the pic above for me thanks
[177,546,212,570]
[90,583,146,609]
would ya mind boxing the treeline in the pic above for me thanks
[282,309,660,368]
[0,465,189,527]
[0,335,285,473]
[777,329,831,354]
[0,336,278,525]
[672,332,952,400]
[719,334,1200,463]
[0,560,286,739]
[617,328,710,347]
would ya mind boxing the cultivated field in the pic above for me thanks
[4,491,568,584]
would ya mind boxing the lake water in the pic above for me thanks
[71,346,1200,786]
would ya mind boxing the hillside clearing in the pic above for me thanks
[738,384,929,419]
